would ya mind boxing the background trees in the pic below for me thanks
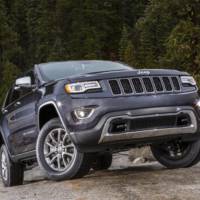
[0,0,200,104]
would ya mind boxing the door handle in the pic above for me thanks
[2,109,8,114]
[14,101,21,107]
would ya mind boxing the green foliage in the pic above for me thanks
[0,61,21,104]
[124,41,136,66]
[119,25,129,61]
[165,21,200,73]
[1,0,200,105]
[0,0,21,63]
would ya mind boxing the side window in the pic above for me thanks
[26,70,35,85]
[3,87,21,108]
[10,88,21,103]
[3,70,36,107]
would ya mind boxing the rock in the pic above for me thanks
[128,147,155,163]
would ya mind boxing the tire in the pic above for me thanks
[92,152,113,170]
[151,139,200,169]
[185,149,200,167]
[0,145,24,187]
[36,118,92,181]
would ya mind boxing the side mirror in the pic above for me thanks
[15,76,32,89]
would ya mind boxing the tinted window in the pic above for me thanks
[39,61,132,81]
[10,89,21,103]
[3,87,21,107]
[3,71,35,108]
[26,70,35,85]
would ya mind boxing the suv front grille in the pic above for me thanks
[109,76,181,95]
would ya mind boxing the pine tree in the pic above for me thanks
[124,41,136,66]
[119,25,129,61]
[0,62,21,104]
[0,0,21,64]
[0,0,21,104]
[11,0,29,69]
[165,20,200,74]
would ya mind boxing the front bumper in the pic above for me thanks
[69,106,200,151]
[56,92,200,152]
[99,110,197,143]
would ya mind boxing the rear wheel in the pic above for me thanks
[185,148,200,167]
[36,118,92,181]
[92,152,113,170]
[151,139,200,169]
[0,145,24,187]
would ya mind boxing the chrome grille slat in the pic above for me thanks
[171,77,181,91]
[109,80,121,95]
[120,79,133,94]
[162,77,173,91]
[132,78,144,93]
[108,76,181,95]
[143,77,154,92]
[153,77,164,92]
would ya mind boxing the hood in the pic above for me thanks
[65,69,189,83]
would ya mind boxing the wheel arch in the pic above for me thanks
[38,101,67,131]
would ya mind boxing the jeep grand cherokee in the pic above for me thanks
[1,60,200,187]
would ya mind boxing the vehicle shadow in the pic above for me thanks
[23,162,165,185]
[87,162,166,179]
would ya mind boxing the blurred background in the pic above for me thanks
[0,0,200,104]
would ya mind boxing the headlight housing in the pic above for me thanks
[73,107,95,119]
[181,76,196,86]
[65,81,101,94]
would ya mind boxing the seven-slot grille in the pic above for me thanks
[108,76,181,95]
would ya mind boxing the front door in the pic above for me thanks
[2,71,39,155]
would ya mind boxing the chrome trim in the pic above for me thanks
[108,79,122,96]
[171,76,181,92]
[108,76,182,96]
[38,101,67,131]
[131,77,145,94]
[99,110,197,143]
[119,78,134,95]
[162,76,173,92]
[142,76,155,94]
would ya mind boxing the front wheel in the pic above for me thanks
[151,139,200,169]
[36,118,92,181]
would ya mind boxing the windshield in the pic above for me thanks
[38,61,132,81]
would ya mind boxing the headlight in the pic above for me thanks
[65,81,101,94]
[181,76,196,86]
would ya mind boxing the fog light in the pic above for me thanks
[74,107,95,119]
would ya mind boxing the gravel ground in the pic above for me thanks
[1,153,200,200]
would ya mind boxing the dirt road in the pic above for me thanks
[1,153,200,200]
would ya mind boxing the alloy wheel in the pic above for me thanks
[43,128,77,172]
[1,151,8,181]
[162,141,191,160]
